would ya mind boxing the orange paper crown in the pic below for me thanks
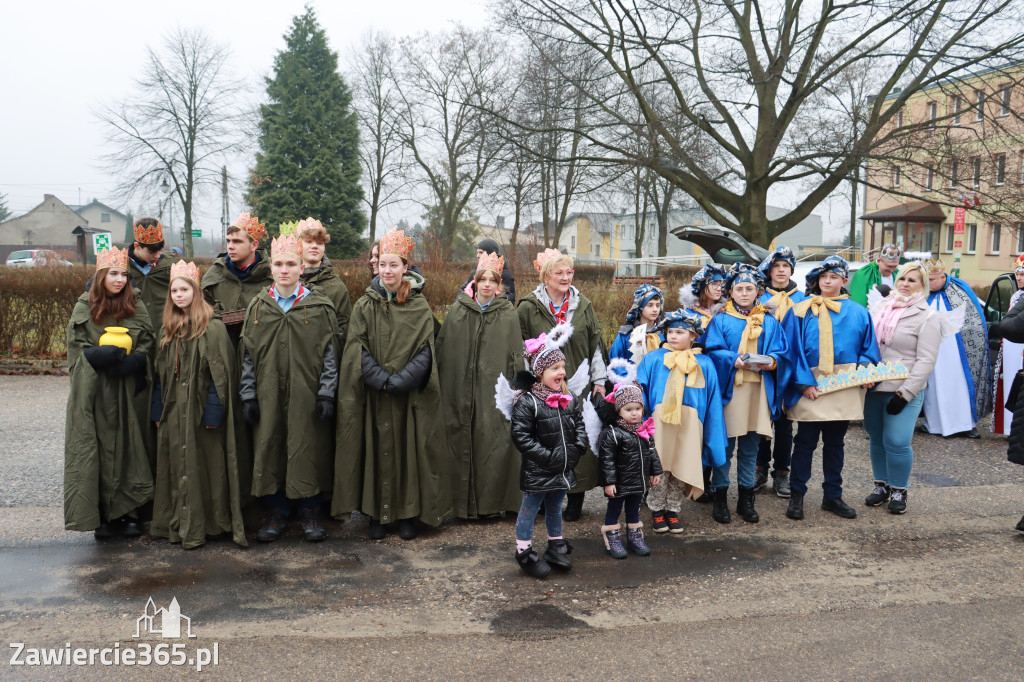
[477,252,504,275]
[133,221,164,245]
[380,228,415,260]
[533,248,563,274]
[169,260,201,284]
[96,246,129,271]
[233,212,266,243]
[924,258,945,274]
[271,233,301,258]
[296,217,323,238]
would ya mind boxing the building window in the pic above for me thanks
[1017,222,1024,254]
[926,164,935,190]
[101,213,111,223]
[945,223,954,252]
[1000,86,1011,116]
[991,223,1002,254]
[996,153,1006,185]
[593,245,600,257]
[975,90,985,121]
[953,96,963,124]
[972,157,981,189]
[927,101,937,127]
[949,159,959,187]
[967,223,977,254]
[893,166,901,188]
[570,235,576,249]
[896,108,903,128]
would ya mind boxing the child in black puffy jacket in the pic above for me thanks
[598,382,662,559]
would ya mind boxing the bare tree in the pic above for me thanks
[97,28,244,257]
[497,0,1024,246]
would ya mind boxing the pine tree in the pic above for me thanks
[247,7,366,258]
[124,211,135,244]
[0,192,11,223]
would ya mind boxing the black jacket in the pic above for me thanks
[597,423,663,496]
[510,392,588,493]
[995,296,1024,465]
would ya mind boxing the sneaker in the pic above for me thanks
[299,507,326,542]
[666,511,684,534]
[821,497,857,519]
[773,472,791,498]
[753,468,769,492]
[651,510,669,533]
[887,488,908,515]
[865,482,891,507]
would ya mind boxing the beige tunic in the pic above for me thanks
[724,378,774,438]
[653,403,706,500]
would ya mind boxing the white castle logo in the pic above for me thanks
[133,597,196,639]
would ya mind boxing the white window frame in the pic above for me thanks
[1016,222,1024,254]
[996,153,1006,185]
[967,223,978,254]
[949,159,959,188]
[926,164,935,190]
[991,223,1002,254]
[571,235,576,250]
[928,101,938,127]
[945,223,954,253]
[953,96,963,125]
[893,166,901,188]
[1000,86,1011,117]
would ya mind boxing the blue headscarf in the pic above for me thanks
[656,308,705,336]
[624,283,664,326]
[724,262,766,294]
[805,255,849,295]
[689,264,727,296]
[757,246,796,276]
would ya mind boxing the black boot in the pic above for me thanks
[121,517,143,538]
[397,518,418,540]
[257,508,288,542]
[562,492,585,522]
[695,468,713,503]
[712,486,731,524]
[1016,514,1024,532]
[543,539,573,570]
[299,507,326,542]
[93,523,114,540]
[367,519,387,540]
[515,546,551,578]
[786,492,805,520]
[737,486,759,523]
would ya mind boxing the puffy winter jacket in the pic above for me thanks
[597,423,663,496]
[510,392,589,493]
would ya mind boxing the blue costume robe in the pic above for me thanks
[758,287,808,320]
[609,324,664,361]
[704,309,790,420]
[636,348,727,469]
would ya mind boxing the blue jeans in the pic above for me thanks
[515,491,566,541]
[712,432,760,489]
[757,417,793,476]
[790,420,849,499]
[863,391,924,489]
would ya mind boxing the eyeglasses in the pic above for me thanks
[551,270,575,278]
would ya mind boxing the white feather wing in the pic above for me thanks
[866,287,886,317]
[494,374,517,421]
[567,359,590,395]
[582,399,603,455]
[934,304,966,340]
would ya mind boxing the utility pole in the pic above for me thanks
[220,166,229,253]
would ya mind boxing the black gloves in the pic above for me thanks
[242,399,261,425]
[83,345,125,370]
[886,394,909,415]
[109,352,147,377]
[875,284,892,298]
[316,396,335,421]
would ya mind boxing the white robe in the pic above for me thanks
[922,297,976,436]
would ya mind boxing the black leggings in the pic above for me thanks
[604,494,643,525]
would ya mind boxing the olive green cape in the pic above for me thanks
[301,256,352,346]
[132,253,180,329]
[332,285,452,526]
[151,319,248,548]
[436,293,524,517]
[64,292,156,531]
[517,290,607,491]
[201,249,274,313]
[240,288,339,500]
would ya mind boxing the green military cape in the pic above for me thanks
[151,319,248,548]
[201,249,274,315]
[301,256,352,347]
[132,253,180,329]
[517,289,607,491]
[332,281,453,526]
[240,287,339,500]
[64,292,156,531]
[436,292,524,517]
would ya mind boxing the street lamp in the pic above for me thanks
[159,177,176,251]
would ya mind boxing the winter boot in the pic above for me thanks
[367,519,387,540]
[821,496,857,519]
[563,492,585,522]
[397,518,418,540]
[93,523,114,540]
[712,486,731,524]
[543,539,573,570]
[299,507,326,542]
[515,545,551,579]
[786,492,805,520]
[865,481,891,507]
[121,517,143,538]
[737,486,759,523]
[257,508,288,542]
[651,509,669,533]
[695,467,714,503]
[601,524,628,559]
[626,522,650,556]
[753,467,769,492]
[1016,514,1024,532]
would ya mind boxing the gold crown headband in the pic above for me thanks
[380,228,415,260]
[924,258,945,274]
[477,252,504,274]
[169,260,201,284]
[96,246,129,271]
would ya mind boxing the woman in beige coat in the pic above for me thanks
[863,262,942,514]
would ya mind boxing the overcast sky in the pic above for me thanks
[1,0,845,245]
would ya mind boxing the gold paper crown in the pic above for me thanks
[96,246,129,271]
[133,221,164,245]
[169,260,201,284]
[271,233,301,258]
[533,248,563,274]
[233,212,266,243]
[278,221,299,237]
[380,228,414,260]
[477,252,504,274]
[924,258,945,274]
[296,217,323,238]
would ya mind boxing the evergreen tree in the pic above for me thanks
[124,211,135,244]
[247,7,366,258]
[0,193,11,223]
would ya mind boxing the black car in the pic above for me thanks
[984,271,1018,354]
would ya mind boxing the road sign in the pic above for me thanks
[92,232,111,252]
[191,229,201,238]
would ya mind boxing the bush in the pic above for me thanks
[0,265,92,356]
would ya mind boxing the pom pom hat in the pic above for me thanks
[133,221,164,245]
[524,322,573,377]
[169,260,201,284]
[233,212,266,243]
[96,246,129,271]
[380,227,415,260]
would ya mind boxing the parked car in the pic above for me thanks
[984,271,1017,354]
[5,249,73,267]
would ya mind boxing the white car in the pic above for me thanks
[5,249,73,267]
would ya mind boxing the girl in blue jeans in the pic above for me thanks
[864,262,943,514]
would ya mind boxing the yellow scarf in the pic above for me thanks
[766,287,799,321]
[693,307,713,329]
[661,348,706,425]
[724,301,767,386]
[804,294,847,375]
[645,332,662,353]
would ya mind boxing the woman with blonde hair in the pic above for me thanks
[150,261,247,548]
[517,248,608,521]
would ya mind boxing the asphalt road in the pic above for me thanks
[2,375,1024,680]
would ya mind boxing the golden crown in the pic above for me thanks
[533,248,563,274]
[924,258,945,274]
[233,212,266,243]
[380,228,415,260]
[271,233,301,258]
[278,221,299,237]
[96,245,129,271]
[296,217,323,238]
[477,252,504,274]
[133,221,164,245]
[169,260,201,284]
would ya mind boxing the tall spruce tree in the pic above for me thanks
[247,8,365,258]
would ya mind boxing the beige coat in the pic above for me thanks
[873,299,942,398]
